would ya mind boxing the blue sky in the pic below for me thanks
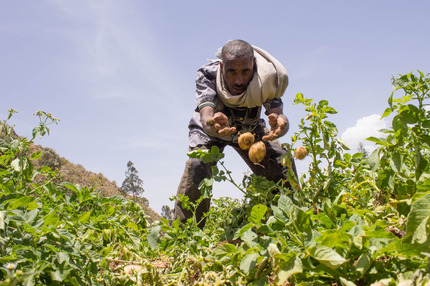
[1,1,429,213]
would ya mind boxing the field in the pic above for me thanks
[1,71,429,285]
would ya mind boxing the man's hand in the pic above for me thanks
[206,112,237,136]
[262,113,289,141]
[200,107,236,137]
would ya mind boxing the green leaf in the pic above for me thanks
[293,207,312,239]
[389,153,402,173]
[365,148,380,171]
[381,107,393,119]
[11,158,22,171]
[278,195,293,214]
[43,212,60,227]
[336,138,350,150]
[307,245,347,269]
[322,106,338,114]
[348,225,365,249]
[317,229,351,249]
[126,229,141,249]
[274,253,303,284]
[0,211,6,232]
[272,206,288,222]
[7,195,37,210]
[241,228,258,248]
[213,243,237,259]
[235,223,253,240]
[147,225,161,249]
[366,137,388,146]
[78,211,92,224]
[51,263,72,282]
[398,104,420,124]
[356,252,372,275]
[240,252,260,274]
[249,204,268,224]
[294,93,313,106]
[312,213,334,228]
[339,277,357,286]
[23,208,40,226]
[57,252,70,264]
[406,192,430,244]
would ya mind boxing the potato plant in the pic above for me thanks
[1,71,429,285]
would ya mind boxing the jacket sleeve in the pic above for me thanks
[195,62,219,112]
[263,98,284,115]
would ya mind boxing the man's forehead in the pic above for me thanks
[222,56,254,67]
[223,52,254,61]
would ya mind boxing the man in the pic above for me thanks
[174,39,296,228]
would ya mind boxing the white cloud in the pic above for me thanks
[341,114,388,154]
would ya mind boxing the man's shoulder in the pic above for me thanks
[198,60,220,78]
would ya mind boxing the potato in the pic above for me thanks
[294,146,308,160]
[249,141,266,163]
[238,132,255,150]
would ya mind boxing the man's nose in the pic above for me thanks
[235,76,244,86]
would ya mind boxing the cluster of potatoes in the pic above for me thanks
[238,132,308,164]
[238,132,265,163]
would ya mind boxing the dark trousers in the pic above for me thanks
[173,139,297,229]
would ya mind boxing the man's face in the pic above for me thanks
[221,56,255,95]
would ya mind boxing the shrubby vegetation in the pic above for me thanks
[1,71,429,285]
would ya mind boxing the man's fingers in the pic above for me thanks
[207,112,237,136]
[218,129,228,136]
[213,112,229,125]
[277,117,286,128]
[262,131,275,141]
[268,114,278,127]
[218,126,236,136]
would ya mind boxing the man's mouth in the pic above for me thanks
[232,86,244,94]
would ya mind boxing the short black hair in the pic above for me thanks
[221,40,254,61]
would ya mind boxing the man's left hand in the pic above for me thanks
[262,113,289,141]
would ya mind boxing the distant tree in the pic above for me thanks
[161,205,174,221]
[121,161,145,201]
[358,142,369,158]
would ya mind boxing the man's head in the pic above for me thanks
[220,40,256,95]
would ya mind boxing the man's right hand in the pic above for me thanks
[201,107,236,137]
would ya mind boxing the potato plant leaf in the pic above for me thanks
[7,195,37,210]
[147,225,161,249]
[406,192,430,244]
[239,252,260,274]
[307,245,347,269]
[213,243,237,259]
[249,204,267,224]
[339,277,357,286]
[78,211,92,224]
[274,253,303,284]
